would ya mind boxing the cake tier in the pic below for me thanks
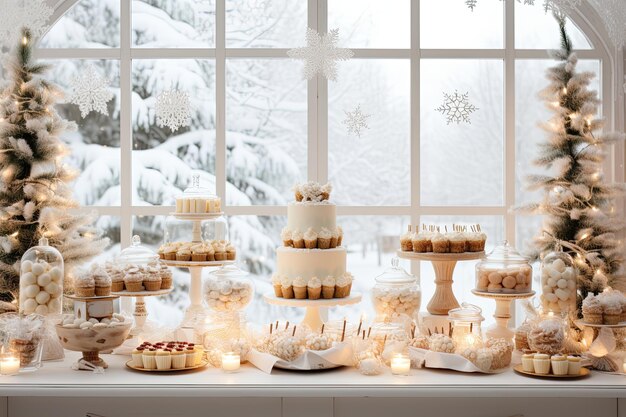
[276,247,346,279]
[287,202,336,233]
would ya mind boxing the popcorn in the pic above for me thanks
[305,333,333,351]
[429,333,456,353]
[204,277,253,312]
[372,286,421,319]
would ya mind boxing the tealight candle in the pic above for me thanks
[390,353,410,376]
[0,353,20,376]
[221,352,240,373]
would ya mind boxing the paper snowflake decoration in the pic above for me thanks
[287,28,354,81]
[543,0,581,13]
[68,65,114,119]
[435,90,478,125]
[466,0,478,10]
[343,104,371,138]
[0,0,53,48]
[155,89,192,132]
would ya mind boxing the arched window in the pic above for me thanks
[37,0,618,326]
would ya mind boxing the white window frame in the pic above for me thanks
[39,0,621,293]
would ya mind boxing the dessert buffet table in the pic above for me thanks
[0,352,625,417]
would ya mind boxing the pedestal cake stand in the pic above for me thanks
[263,293,362,332]
[471,289,535,340]
[111,288,173,336]
[163,212,235,329]
[398,251,483,333]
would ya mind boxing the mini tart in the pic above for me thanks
[521,353,535,373]
[142,349,157,370]
[155,349,172,370]
[171,348,186,369]
[185,347,196,367]
[532,353,550,375]
[567,356,582,375]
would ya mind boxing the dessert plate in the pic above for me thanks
[126,358,209,372]
[513,364,590,379]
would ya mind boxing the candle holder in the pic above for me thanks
[390,353,410,376]
[0,352,20,376]
[221,352,240,373]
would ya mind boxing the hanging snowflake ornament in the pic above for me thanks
[466,0,478,10]
[155,89,192,132]
[0,0,53,48]
[543,0,581,14]
[287,28,354,81]
[435,90,478,125]
[343,104,371,138]
[68,65,114,119]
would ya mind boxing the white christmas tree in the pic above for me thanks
[0,28,108,301]
[518,14,625,302]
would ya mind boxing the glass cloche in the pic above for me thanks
[19,238,64,316]
[540,246,577,315]
[475,241,532,294]
[204,265,254,314]
[117,235,159,267]
[372,258,421,321]
[174,174,221,215]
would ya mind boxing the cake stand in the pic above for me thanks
[397,251,484,315]
[471,289,535,340]
[111,288,173,336]
[164,212,235,329]
[263,293,362,332]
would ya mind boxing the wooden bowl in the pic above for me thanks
[55,323,132,369]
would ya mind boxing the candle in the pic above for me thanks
[390,353,410,376]
[0,354,20,376]
[221,352,240,373]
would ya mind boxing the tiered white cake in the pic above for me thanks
[271,183,352,300]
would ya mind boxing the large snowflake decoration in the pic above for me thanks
[343,104,371,138]
[155,89,192,132]
[287,28,354,81]
[68,65,114,119]
[543,0,581,13]
[435,91,478,125]
[0,0,53,48]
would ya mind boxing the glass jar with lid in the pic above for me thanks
[163,215,229,245]
[475,241,532,294]
[174,174,221,215]
[368,322,409,365]
[19,238,64,316]
[117,235,159,268]
[372,258,421,321]
[448,303,484,350]
[540,245,577,314]
[204,265,254,315]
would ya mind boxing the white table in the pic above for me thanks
[1,352,625,417]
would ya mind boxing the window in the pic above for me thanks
[38,0,614,327]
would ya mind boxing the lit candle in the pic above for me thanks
[0,354,20,376]
[466,334,477,348]
[221,352,240,373]
[390,353,410,376]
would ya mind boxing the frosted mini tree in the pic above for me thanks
[519,14,625,302]
[0,28,108,301]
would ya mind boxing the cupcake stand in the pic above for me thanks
[397,251,483,333]
[263,293,362,332]
[112,236,174,337]
[111,288,173,336]
[162,212,234,331]
[471,289,535,339]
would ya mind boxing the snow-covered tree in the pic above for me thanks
[0,28,108,301]
[518,13,625,301]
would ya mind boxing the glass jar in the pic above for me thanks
[0,313,45,372]
[324,320,356,343]
[475,241,532,294]
[540,248,577,314]
[117,235,159,268]
[174,174,221,215]
[204,265,254,314]
[372,258,421,321]
[19,238,64,316]
[369,322,409,365]
[448,303,484,350]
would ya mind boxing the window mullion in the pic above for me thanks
[216,0,227,205]
[317,0,328,183]
[119,0,132,248]
[307,0,319,182]
[410,0,421,278]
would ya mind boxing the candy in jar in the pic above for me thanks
[540,249,577,314]
[19,238,64,316]
[475,241,532,294]
[371,258,421,320]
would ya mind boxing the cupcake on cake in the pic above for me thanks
[308,277,321,300]
[293,276,308,299]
